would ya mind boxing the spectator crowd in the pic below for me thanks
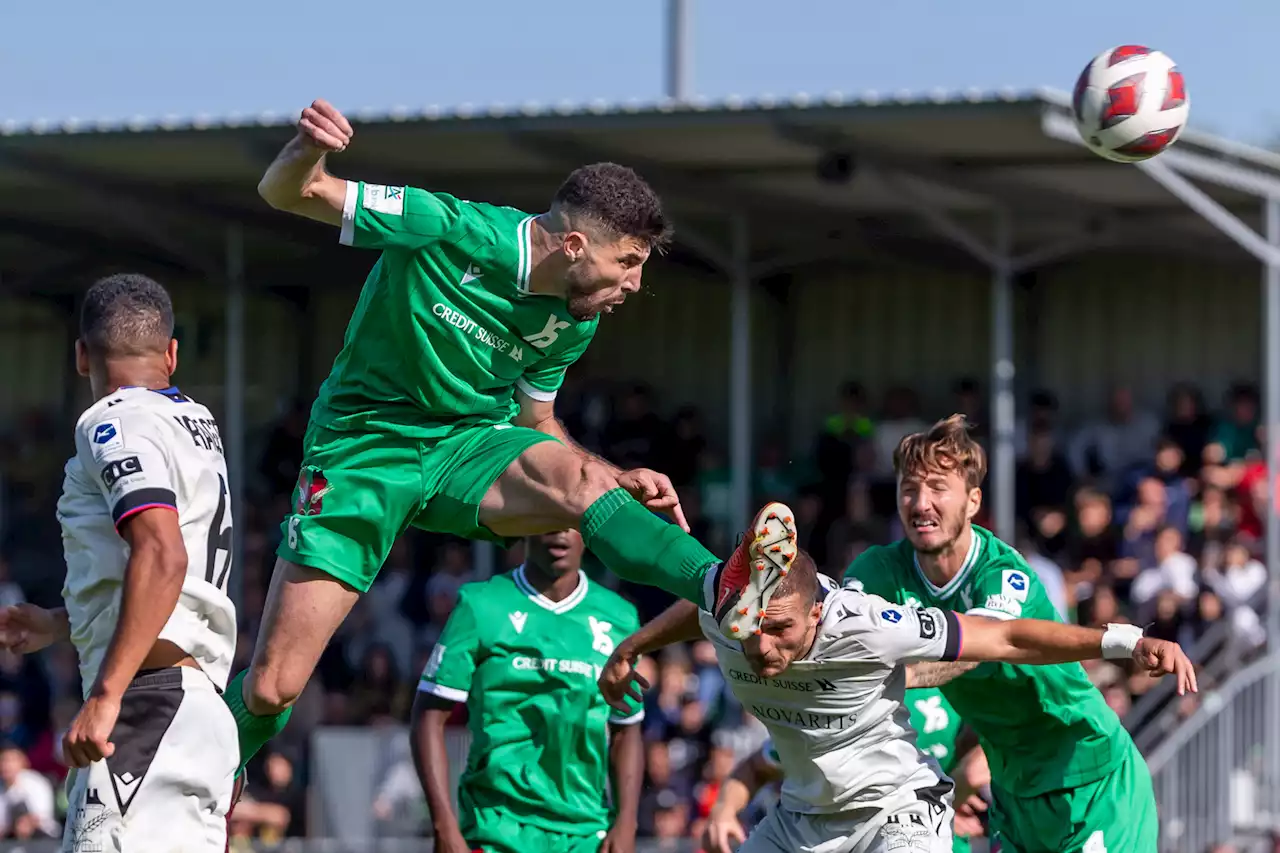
[0,375,1272,844]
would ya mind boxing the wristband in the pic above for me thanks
[1101,623,1144,659]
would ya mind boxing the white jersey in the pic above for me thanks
[57,386,237,696]
[698,573,962,816]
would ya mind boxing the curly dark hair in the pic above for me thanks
[80,273,174,357]
[552,162,673,251]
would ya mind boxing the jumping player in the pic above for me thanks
[226,99,739,779]
[0,274,238,851]
[598,502,1195,853]
[412,529,643,853]
[844,414,1163,853]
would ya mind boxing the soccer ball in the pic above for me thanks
[1071,45,1189,163]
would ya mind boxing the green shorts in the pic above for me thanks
[277,421,555,592]
[988,742,1157,853]
[463,805,606,853]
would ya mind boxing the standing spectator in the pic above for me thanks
[1068,386,1161,489]
[1209,384,1261,463]
[1163,384,1212,476]
[1014,389,1062,457]
[1016,428,1074,526]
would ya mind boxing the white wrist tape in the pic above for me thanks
[1101,623,1144,659]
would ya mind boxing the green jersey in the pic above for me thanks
[318,181,598,437]
[418,566,643,834]
[906,687,964,776]
[844,526,1129,796]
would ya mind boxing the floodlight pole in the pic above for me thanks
[667,0,692,103]
[730,214,752,529]
[991,212,1017,546]
[225,224,246,610]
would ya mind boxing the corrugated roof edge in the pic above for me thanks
[4,86,1276,173]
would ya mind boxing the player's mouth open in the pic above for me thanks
[912,519,939,532]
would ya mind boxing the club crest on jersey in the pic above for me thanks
[294,468,331,517]
[589,616,614,656]
[880,608,902,624]
[524,314,571,350]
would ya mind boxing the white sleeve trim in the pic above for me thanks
[339,180,359,246]
[608,709,645,726]
[515,377,558,402]
[417,681,468,702]
[964,608,1017,621]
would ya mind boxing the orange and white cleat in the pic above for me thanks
[712,501,799,640]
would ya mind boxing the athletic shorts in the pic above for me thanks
[743,797,954,853]
[62,667,237,853]
[277,420,555,592]
[463,804,607,853]
[988,741,1157,853]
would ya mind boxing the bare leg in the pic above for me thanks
[243,557,360,715]
[478,441,616,536]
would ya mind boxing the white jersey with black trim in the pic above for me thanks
[57,386,237,696]
[699,573,963,816]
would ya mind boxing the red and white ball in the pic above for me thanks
[1071,45,1189,163]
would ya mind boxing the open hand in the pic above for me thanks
[598,647,648,714]
[616,468,689,531]
[0,604,62,655]
[1134,637,1198,695]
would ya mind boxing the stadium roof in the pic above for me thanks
[2,87,1278,294]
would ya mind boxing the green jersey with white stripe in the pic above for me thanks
[843,525,1130,796]
[316,181,598,438]
[418,566,643,834]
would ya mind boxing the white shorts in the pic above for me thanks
[744,790,954,853]
[62,667,238,853]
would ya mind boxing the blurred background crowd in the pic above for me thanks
[0,371,1268,843]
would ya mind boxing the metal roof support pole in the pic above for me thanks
[729,213,752,529]
[1265,197,1280,817]
[990,212,1017,546]
[224,224,246,611]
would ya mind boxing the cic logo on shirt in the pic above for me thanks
[100,456,143,489]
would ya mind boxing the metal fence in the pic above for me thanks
[1148,651,1280,852]
[0,841,705,853]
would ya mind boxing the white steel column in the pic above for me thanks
[225,224,246,609]
[1264,197,1280,819]
[991,212,1017,544]
[729,214,752,528]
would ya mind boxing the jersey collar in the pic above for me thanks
[516,216,535,292]
[911,528,982,599]
[513,564,588,614]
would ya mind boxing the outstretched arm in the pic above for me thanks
[703,749,783,853]
[598,599,703,713]
[906,660,978,688]
[956,616,1198,694]
[258,100,351,224]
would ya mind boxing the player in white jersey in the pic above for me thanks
[0,274,239,852]
[599,502,1195,853]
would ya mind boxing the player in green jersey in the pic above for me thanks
[224,99,742,782]
[411,529,643,853]
[844,414,1167,853]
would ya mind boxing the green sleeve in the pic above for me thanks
[340,181,474,251]
[965,559,1059,622]
[840,546,903,601]
[418,585,484,702]
[607,606,646,726]
[515,323,598,402]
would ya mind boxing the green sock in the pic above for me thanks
[223,669,293,776]
[580,488,719,606]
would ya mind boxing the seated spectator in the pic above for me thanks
[1067,386,1161,490]
[1163,383,1212,477]
[1064,489,1122,600]
[1208,384,1261,464]
[0,743,57,839]
[1016,428,1074,527]
[1129,526,1199,620]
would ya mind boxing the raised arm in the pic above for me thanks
[955,616,1198,694]
[258,100,351,224]
[703,746,784,853]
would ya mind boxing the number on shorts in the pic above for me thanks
[287,516,300,551]
[205,474,233,590]
[1082,831,1107,853]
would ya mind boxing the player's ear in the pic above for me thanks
[966,487,982,521]
[165,338,179,376]
[562,231,588,263]
[73,339,89,377]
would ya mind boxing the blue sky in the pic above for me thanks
[4,0,1277,144]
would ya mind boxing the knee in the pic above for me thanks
[244,666,302,716]
[562,458,621,518]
